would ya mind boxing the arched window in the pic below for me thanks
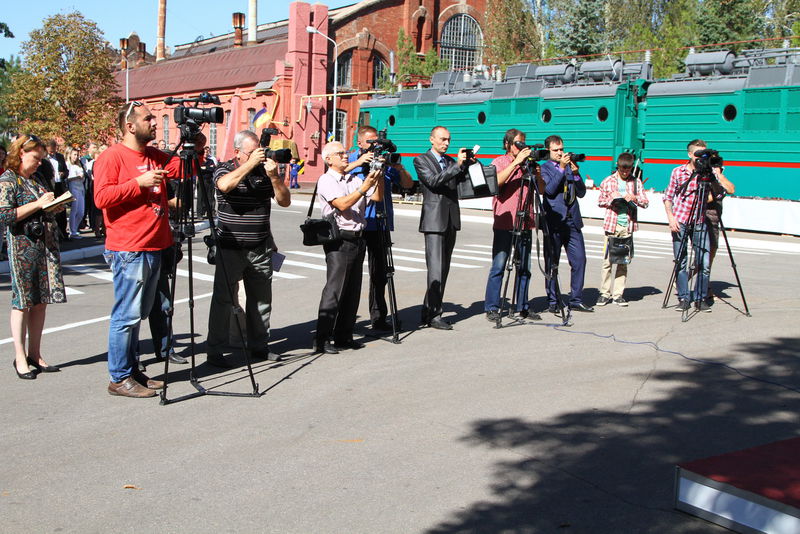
[335,50,353,89]
[372,54,388,89]
[439,14,483,71]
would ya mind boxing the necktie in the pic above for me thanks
[439,157,447,171]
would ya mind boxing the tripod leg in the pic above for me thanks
[719,220,751,316]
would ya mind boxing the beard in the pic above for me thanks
[135,124,156,144]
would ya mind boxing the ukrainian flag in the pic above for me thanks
[252,106,271,129]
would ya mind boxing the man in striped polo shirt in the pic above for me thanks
[206,130,291,367]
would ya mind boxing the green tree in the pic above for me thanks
[485,0,543,66]
[5,12,121,146]
[697,0,763,51]
[0,22,13,38]
[382,29,450,92]
[0,55,23,142]
[549,0,607,56]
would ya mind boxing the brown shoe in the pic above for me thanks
[132,370,164,390]
[108,376,156,398]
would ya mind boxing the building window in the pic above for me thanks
[162,115,169,145]
[209,123,217,157]
[372,54,388,89]
[327,109,347,144]
[225,110,231,126]
[335,50,352,89]
[247,108,256,131]
[439,14,483,71]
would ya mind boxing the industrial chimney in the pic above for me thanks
[248,0,257,45]
[232,12,245,48]
[156,0,166,61]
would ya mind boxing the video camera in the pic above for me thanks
[693,148,724,182]
[165,92,224,143]
[365,128,399,173]
[514,141,550,161]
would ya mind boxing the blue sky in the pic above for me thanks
[1,0,355,59]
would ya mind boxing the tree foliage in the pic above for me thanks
[0,22,13,38]
[548,0,608,56]
[485,0,543,66]
[0,55,22,142]
[5,12,121,146]
[698,0,763,51]
[381,29,450,92]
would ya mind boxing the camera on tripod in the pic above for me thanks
[365,128,399,173]
[514,141,550,161]
[693,148,724,182]
[165,92,224,144]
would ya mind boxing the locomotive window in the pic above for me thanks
[598,107,609,122]
[477,111,487,124]
[389,115,396,126]
[724,104,737,122]
[542,109,552,123]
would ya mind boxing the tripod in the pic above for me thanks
[158,135,260,404]
[529,160,572,327]
[372,196,401,344]
[495,163,535,328]
[662,174,750,322]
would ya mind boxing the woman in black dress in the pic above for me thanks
[0,135,67,379]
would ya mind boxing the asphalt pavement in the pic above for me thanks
[1,193,799,533]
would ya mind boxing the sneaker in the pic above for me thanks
[698,300,712,313]
[613,297,628,307]
[676,299,690,311]
[486,310,501,322]
[596,296,612,306]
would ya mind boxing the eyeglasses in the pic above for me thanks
[330,151,347,158]
[125,100,144,121]
[22,134,42,147]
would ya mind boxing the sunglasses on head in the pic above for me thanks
[125,100,144,121]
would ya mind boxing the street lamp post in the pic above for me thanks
[306,26,338,141]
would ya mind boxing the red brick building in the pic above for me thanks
[115,0,487,179]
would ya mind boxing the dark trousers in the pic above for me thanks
[545,220,586,307]
[53,181,68,238]
[365,229,389,323]
[316,237,366,345]
[422,227,457,322]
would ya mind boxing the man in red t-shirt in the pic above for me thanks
[94,101,181,398]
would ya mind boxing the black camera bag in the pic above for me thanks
[300,181,341,246]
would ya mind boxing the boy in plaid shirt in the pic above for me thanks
[596,153,648,306]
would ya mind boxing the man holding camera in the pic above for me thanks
[664,139,728,312]
[346,126,413,331]
[484,128,541,322]
[314,141,383,354]
[95,101,183,397]
[541,135,592,313]
[596,152,649,307]
[414,126,472,330]
[205,130,291,367]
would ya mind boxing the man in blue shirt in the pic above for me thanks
[346,126,413,330]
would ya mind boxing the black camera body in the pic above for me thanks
[366,129,398,173]
[259,128,293,164]
[693,148,724,182]
[514,141,550,161]
[15,215,44,240]
[165,92,224,144]
[568,152,586,163]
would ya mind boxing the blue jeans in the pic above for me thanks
[672,223,710,303]
[485,229,532,312]
[104,250,162,382]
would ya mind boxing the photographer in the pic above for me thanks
[205,130,291,367]
[345,126,412,331]
[540,135,592,313]
[314,141,383,354]
[414,126,473,330]
[596,153,649,307]
[484,129,540,322]
[663,139,726,312]
[704,161,735,306]
[94,101,183,397]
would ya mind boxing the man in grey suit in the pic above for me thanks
[414,126,471,330]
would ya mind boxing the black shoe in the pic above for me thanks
[613,297,628,307]
[697,300,712,313]
[27,358,60,373]
[315,341,339,355]
[676,299,690,311]
[334,339,364,350]
[571,303,594,313]
[548,304,559,314]
[155,353,189,365]
[207,353,237,368]
[429,317,453,330]
[371,319,393,331]
[486,310,501,322]
[519,309,542,321]
[596,296,612,306]
[13,359,36,380]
